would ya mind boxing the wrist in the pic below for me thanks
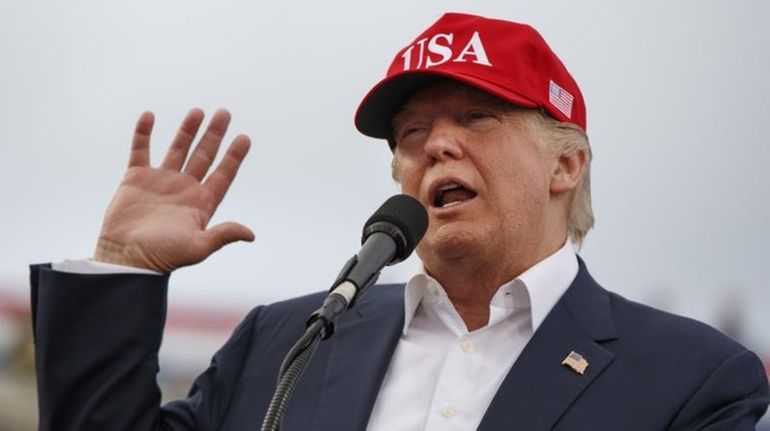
[93,238,166,273]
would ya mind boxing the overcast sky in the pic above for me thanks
[1,0,768,351]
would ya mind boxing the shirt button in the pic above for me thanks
[440,406,457,419]
[460,338,474,353]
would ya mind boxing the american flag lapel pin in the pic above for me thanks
[562,350,589,375]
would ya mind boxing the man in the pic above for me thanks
[31,12,769,430]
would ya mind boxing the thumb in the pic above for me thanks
[200,221,255,254]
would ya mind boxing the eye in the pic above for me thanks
[396,123,428,142]
[463,109,497,122]
[467,111,492,120]
[460,109,499,128]
[402,126,422,137]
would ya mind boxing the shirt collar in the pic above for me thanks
[402,240,578,335]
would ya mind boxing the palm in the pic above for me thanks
[95,109,253,272]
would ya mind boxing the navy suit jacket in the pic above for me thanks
[31,260,769,430]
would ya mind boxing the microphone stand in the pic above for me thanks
[260,256,379,431]
[259,319,325,431]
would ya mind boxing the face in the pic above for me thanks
[392,82,556,270]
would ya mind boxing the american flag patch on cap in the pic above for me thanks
[549,80,574,119]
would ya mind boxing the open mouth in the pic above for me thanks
[432,181,478,209]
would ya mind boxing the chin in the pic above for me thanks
[420,222,484,262]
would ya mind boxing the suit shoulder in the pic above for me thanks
[606,290,749,361]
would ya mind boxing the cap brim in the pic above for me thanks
[354,69,539,140]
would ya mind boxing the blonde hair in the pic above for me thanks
[528,112,594,247]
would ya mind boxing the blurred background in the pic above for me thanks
[1,0,768,428]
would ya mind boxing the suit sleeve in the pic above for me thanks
[668,348,770,430]
[30,264,260,431]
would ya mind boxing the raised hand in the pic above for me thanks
[93,108,254,273]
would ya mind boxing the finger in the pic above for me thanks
[160,108,205,171]
[183,108,231,181]
[198,221,255,255]
[203,134,251,209]
[129,111,154,168]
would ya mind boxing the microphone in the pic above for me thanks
[262,195,427,431]
[309,195,428,333]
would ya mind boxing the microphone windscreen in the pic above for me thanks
[364,194,428,260]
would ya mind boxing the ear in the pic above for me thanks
[391,152,402,183]
[550,149,587,195]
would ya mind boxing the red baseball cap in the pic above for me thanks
[354,12,586,141]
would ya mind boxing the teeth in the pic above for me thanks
[433,181,469,208]
[439,181,461,192]
[432,180,474,208]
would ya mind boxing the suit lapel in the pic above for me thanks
[310,285,405,431]
[478,260,618,431]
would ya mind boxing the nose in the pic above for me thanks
[424,119,464,163]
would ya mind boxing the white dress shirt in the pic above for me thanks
[366,241,578,430]
[52,258,160,274]
[53,241,578,430]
